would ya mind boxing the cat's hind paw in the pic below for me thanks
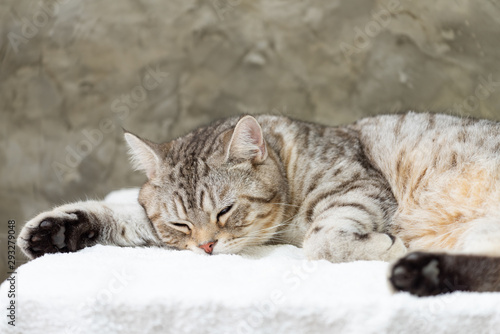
[18,208,100,259]
[389,252,453,297]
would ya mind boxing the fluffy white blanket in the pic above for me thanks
[1,190,499,334]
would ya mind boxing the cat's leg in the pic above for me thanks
[301,178,407,263]
[390,216,500,296]
[18,200,163,259]
[390,252,500,296]
[303,217,407,262]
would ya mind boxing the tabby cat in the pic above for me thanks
[18,112,500,296]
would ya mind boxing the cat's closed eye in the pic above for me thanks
[169,222,192,234]
[217,205,233,222]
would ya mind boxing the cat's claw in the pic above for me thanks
[18,210,100,259]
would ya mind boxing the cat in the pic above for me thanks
[17,112,500,297]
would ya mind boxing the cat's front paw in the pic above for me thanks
[18,209,100,259]
[390,252,452,297]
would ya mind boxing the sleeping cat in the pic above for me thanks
[18,112,500,296]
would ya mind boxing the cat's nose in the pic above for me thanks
[199,240,217,254]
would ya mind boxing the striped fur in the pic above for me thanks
[18,112,500,295]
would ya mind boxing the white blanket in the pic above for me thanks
[2,190,500,334]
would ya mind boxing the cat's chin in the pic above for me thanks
[189,247,212,255]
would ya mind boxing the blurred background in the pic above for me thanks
[1,0,500,280]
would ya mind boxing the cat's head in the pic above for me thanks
[124,116,288,255]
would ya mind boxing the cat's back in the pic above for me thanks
[354,112,500,172]
[256,114,362,152]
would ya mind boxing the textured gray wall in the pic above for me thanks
[1,0,500,279]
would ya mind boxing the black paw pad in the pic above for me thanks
[390,252,448,297]
[25,211,99,258]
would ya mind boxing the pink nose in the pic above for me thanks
[199,240,217,254]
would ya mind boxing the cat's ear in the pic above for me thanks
[124,131,163,179]
[226,116,268,163]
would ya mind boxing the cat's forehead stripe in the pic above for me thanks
[198,189,206,209]
[170,119,236,160]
